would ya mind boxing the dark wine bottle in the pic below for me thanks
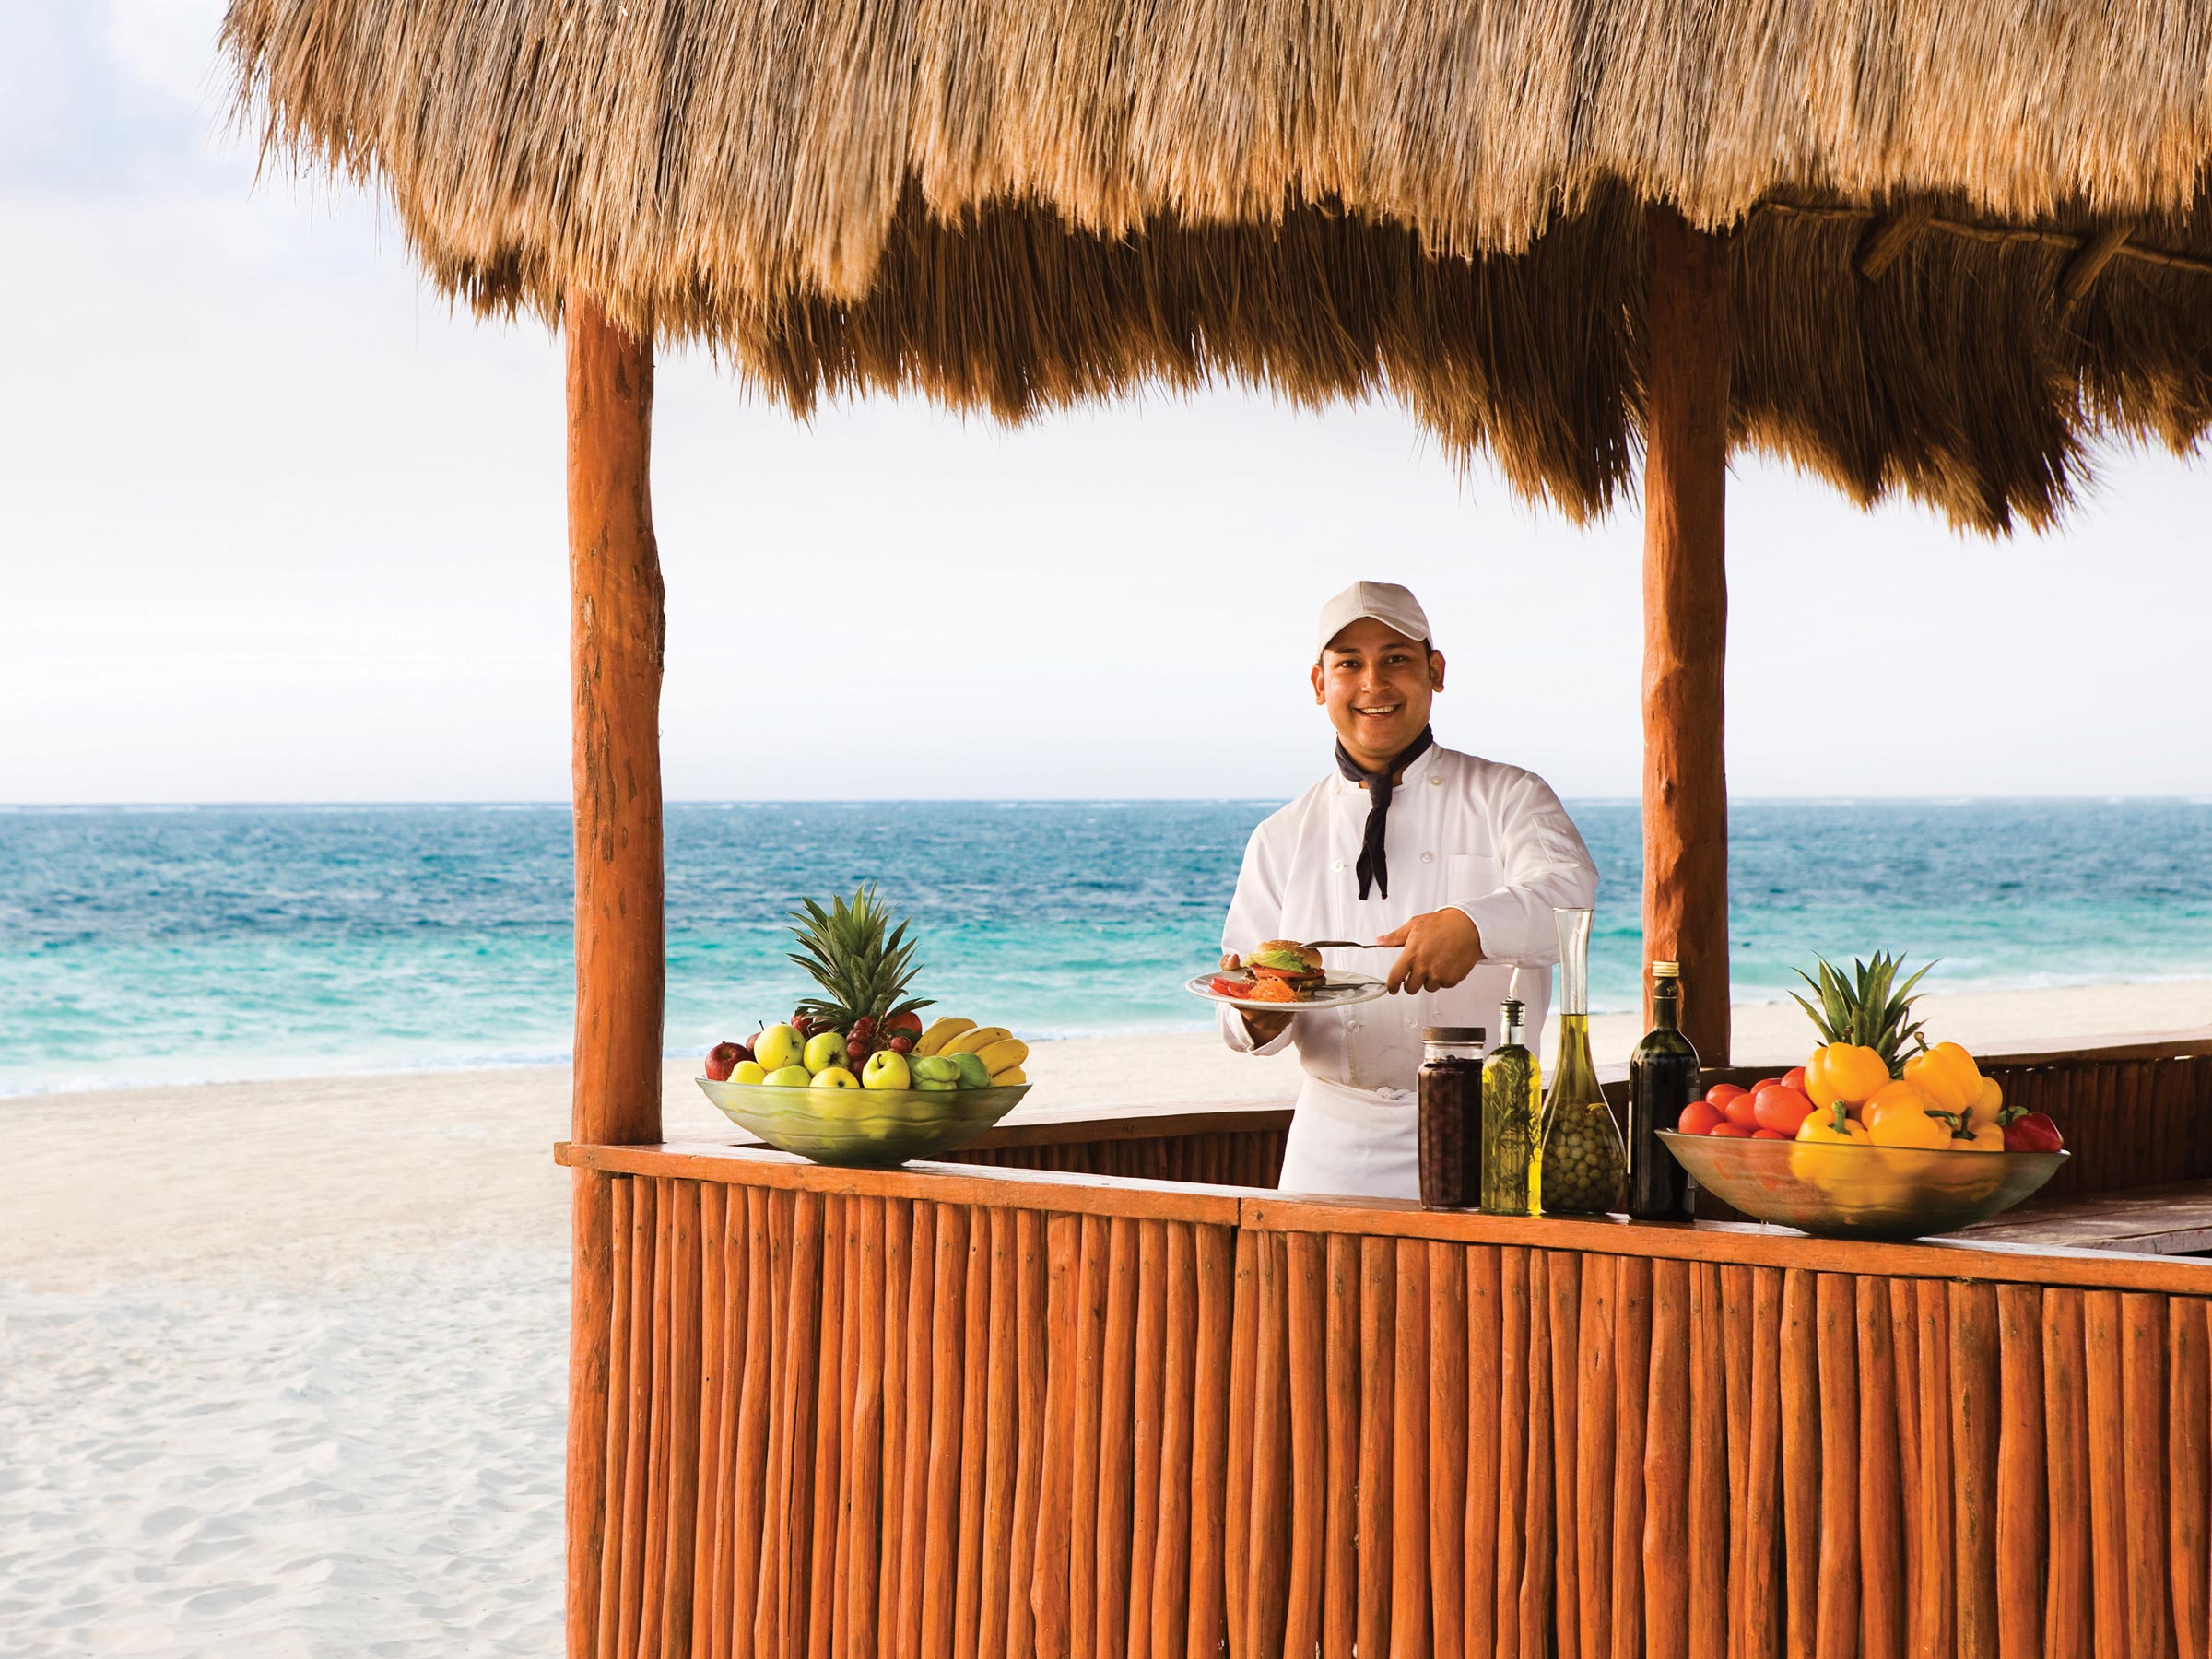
[1627,960,1699,1220]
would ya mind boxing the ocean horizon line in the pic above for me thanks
[5,794,2209,812]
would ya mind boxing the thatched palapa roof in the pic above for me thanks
[224,1,2212,530]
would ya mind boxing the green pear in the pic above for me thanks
[948,1053,994,1089]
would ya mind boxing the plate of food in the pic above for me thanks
[1185,940,1389,1011]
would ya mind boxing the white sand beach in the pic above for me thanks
[5,979,2207,1654]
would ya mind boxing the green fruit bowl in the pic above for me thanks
[1659,1131,2067,1241]
[697,1077,1031,1169]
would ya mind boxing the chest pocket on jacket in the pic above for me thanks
[1448,853,1502,901]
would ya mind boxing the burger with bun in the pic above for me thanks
[1244,940,1324,995]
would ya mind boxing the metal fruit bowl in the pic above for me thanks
[1658,1131,2067,1241]
[697,1077,1030,1169]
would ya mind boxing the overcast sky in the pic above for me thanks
[6,1,2209,805]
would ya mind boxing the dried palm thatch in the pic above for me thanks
[223,0,2212,530]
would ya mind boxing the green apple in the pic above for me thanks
[811,1065,859,1089]
[948,1053,994,1089]
[753,1023,804,1072]
[732,1060,767,1086]
[803,1029,848,1074]
[862,1051,912,1091]
[910,1054,962,1085]
[763,1064,813,1088]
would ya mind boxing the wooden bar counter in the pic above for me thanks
[555,1041,2212,1659]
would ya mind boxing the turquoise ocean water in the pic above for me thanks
[1,800,2207,1094]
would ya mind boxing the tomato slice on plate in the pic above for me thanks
[1208,975,1252,998]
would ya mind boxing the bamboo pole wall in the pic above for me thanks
[571,1163,2212,1659]
[1228,1226,2212,1659]
[572,1174,1239,1659]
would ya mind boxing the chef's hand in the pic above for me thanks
[1379,909,1484,994]
[1241,1008,1294,1045]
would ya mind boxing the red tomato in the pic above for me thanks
[1705,1083,1747,1108]
[1751,1128,1788,1139]
[1208,976,1250,998]
[1782,1066,1807,1092]
[1721,1089,1762,1128]
[1748,1077,1782,1095]
[1677,1100,1724,1135]
[1751,1084,1815,1136]
[1710,1123,1756,1138]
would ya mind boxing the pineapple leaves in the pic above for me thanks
[1791,950,1937,1075]
[784,883,934,1030]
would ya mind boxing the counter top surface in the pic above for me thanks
[558,1137,2212,1295]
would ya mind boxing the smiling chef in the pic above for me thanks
[1220,581,1600,1198]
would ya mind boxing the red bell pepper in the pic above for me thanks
[2001,1109,2065,1152]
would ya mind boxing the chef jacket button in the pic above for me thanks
[1333,859,1346,873]
[1429,773,1443,785]
[1419,851,1434,864]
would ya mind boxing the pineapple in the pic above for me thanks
[786,884,932,1036]
[1790,952,1934,1078]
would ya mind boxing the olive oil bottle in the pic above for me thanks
[1480,999,1539,1215]
[1534,907,1628,1216]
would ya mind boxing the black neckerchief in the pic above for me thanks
[1333,727,1434,900]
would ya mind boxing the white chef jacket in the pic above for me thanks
[1219,741,1598,1199]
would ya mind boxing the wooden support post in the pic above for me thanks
[1641,207,1733,1065]
[566,294,666,1148]
[565,295,664,1657]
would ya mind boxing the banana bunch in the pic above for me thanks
[914,1017,1030,1086]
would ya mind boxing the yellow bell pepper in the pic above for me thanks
[1794,1102,1871,1147]
[1903,1041,1983,1114]
[1976,1076,2003,1120]
[1947,1115,2005,1152]
[1806,1042,1890,1109]
[1862,1081,1953,1149]
[1788,1101,1872,1188]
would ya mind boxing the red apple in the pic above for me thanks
[705,1040,748,1082]
[886,1011,924,1040]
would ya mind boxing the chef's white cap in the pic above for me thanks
[1315,581,1433,656]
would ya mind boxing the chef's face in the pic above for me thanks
[1312,618,1445,769]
